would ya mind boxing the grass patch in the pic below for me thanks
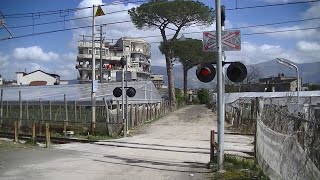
[50,131,114,141]
[210,155,269,180]
[0,140,37,150]
[25,138,37,146]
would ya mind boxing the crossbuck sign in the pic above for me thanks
[203,30,241,52]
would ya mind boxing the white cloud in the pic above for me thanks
[303,2,320,18]
[297,41,320,52]
[225,41,319,65]
[0,52,9,68]
[13,46,59,62]
[0,46,77,80]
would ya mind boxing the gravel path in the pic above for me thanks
[0,105,253,180]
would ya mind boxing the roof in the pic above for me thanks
[16,70,60,78]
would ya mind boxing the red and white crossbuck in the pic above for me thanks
[203,30,241,52]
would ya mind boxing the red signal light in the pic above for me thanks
[200,67,211,76]
[196,63,216,83]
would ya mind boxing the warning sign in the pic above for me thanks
[95,5,105,17]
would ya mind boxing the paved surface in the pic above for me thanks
[0,105,253,180]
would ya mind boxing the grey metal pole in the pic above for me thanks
[122,63,126,137]
[215,0,225,171]
[125,55,129,133]
[100,25,103,83]
[91,5,96,133]
[295,66,300,103]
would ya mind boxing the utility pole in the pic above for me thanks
[99,25,103,83]
[215,0,225,171]
[91,5,96,134]
[125,47,129,134]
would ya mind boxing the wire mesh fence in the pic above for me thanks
[225,95,320,179]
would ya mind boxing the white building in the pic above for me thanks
[0,75,3,85]
[76,37,151,83]
[151,74,164,88]
[16,70,60,86]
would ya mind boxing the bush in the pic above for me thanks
[197,89,212,104]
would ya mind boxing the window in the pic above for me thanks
[88,49,92,54]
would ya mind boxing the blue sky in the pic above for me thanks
[0,0,319,80]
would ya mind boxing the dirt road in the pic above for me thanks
[0,105,253,180]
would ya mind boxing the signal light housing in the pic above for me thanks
[113,87,122,97]
[226,62,247,83]
[120,57,126,68]
[126,87,136,97]
[196,63,216,83]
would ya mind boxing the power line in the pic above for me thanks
[147,27,320,44]
[2,16,319,42]
[103,16,320,40]
[5,8,133,29]
[0,20,132,40]
[3,0,147,19]
[227,0,320,11]
[3,0,318,19]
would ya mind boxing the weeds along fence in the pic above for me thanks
[0,97,173,137]
[226,96,320,180]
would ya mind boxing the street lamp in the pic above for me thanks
[276,58,300,103]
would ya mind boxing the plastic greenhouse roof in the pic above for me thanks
[224,91,320,104]
[0,81,162,105]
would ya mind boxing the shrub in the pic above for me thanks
[197,89,212,104]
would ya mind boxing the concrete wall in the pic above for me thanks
[17,71,57,85]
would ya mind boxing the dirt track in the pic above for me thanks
[0,105,253,180]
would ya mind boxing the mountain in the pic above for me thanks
[151,60,320,88]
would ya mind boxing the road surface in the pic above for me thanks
[0,105,253,180]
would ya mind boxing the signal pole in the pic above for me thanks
[215,0,225,171]
[100,25,103,83]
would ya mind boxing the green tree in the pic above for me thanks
[175,88,185,106]
[160,38,217,102]
[128,0,214,108]
[197,89,211,104]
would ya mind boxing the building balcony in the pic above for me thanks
[131,58,151,65]
[78,42,100,48]
[131,50,151,57]
[77,54,123,61]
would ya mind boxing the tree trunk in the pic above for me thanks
[165,52,176,109]
[183,67,188,104]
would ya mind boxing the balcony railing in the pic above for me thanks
[77,54,123,61]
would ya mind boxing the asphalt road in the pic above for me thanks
[0,105,253,180]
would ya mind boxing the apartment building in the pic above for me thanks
[76,37,151,83]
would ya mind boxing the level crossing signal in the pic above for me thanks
[113,87,136,97]
[196,62,247,83]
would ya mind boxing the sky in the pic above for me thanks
[0,0,319,80]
